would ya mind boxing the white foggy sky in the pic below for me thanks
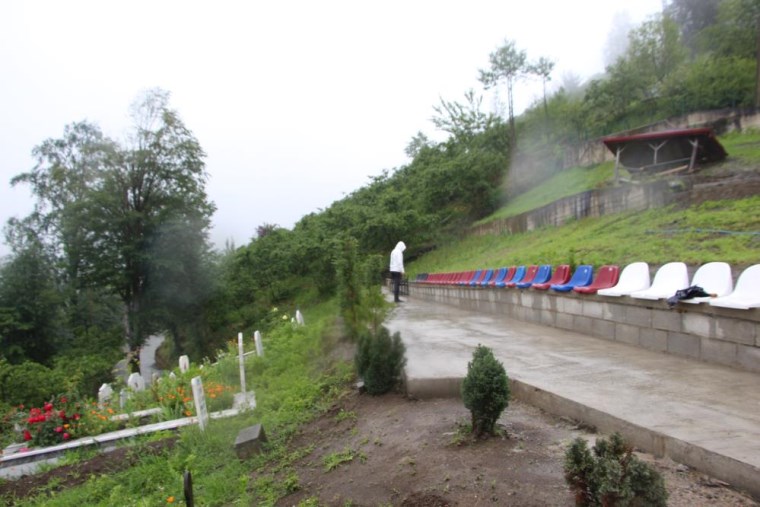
[0,0,663,257]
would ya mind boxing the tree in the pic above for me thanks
[528,56,555,123]
[461,344,509,436]
[0,240,62,365]
[479,39,528,143]
[12,89,215,365]
[431,89,497,142]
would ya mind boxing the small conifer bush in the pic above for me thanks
[564,432,668,506]
[461,344,509,436]
[355,326,406,395]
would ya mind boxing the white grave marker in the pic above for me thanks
[238,332,246,394]
[119,389,128,409]
[127,372,145,392]
[179,355,190,373]
[254,330,263,357]
[190,376,209,431]
[296,309,305,326]
[98,383,113,405]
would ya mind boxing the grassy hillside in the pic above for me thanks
[410,131,760,276]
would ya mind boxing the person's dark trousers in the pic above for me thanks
[391,271,402,301]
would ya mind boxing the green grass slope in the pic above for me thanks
[411,131,760,276]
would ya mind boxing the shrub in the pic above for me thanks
[564,432,668,506]
[355,326,406,395]
[461,344,509,436]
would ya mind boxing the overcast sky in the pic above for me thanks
[0,0,663,257]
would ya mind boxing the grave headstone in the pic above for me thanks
[190,376,209,430]
[119,389,128,409]
[179,355,190,373]
[169,371,177,379]
[254,330,263,357]
[127,372,145,392]
[295,309,305,326]
[98,383,113,405]
[234,424,267,459]
[152,372,161,385]
[238,332,247,394]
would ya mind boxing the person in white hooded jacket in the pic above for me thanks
[389,241,406,302]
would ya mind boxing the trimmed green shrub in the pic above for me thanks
[461,344,509,435]
[355,326,406,395]
[564,432,668,506]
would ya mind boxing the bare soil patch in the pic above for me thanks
[273,392,758,507]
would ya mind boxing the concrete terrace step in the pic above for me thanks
[386,296,760,500]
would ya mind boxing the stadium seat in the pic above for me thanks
[597,262,651,297]
[573,265,620,294]
[506,265,535,288]
[680,261,733,304]
[709,264,760,309]
[516,264,552,289]
[630,262,689,300]
[532,265,570,290]
[494,266,518,288]
[471,268,493,286]
[487,267,508,287]
[551,265,593,292]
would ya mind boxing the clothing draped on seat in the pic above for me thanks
[630,262,689,300]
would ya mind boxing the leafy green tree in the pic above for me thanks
[479,39,529,142]
[461,344,509,436]
[12,89,215,366]
[431,89,497,142]
[0,240,62,365]
[528,56,555,121]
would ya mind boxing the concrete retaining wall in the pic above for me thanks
[410,283,760,373]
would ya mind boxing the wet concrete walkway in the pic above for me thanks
[385,295,760,499]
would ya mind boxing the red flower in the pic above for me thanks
[63,433,70,440]
[55,426,63,433]
[44,403,53,412]
[73,413,81,420]
[59,410,66,419]
[60,396,68,404]
[23,430,32,441]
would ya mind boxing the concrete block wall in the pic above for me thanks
[410,283,760,373]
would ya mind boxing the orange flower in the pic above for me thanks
[167,496,175,503]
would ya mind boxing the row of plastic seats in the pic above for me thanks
[599,261,760,310]
[415,264,608,293]
[414,262,760,309]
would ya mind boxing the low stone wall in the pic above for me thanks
[471,181,673,236]
[410,283,760,373]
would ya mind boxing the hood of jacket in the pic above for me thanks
[394,241,406,252]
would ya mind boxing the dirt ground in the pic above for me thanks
[274,392,758,507]
[1,393,757,506]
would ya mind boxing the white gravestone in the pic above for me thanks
[191,376,209,431]
[119,389,128,409]
[169,371,177,380]
[254,330,263,357]
[179,355,190,373]
[296,309,305,326]
[98,383,113,405]
[127,372,145,392]
[238,332,247,394]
